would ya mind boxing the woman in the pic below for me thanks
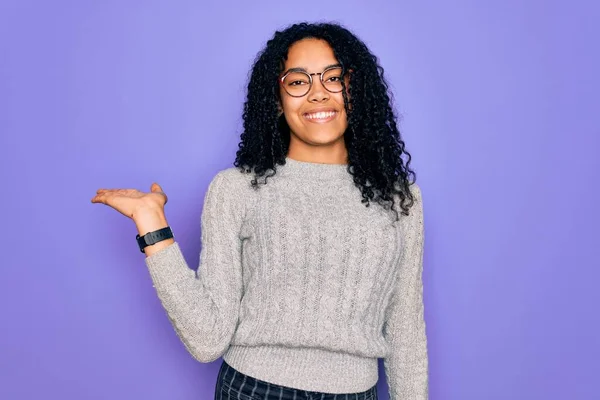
[91,22,428,400]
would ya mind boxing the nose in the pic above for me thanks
[307,75,329,103]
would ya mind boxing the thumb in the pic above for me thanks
[151,182,163,193]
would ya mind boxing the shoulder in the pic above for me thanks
[393,182,423,226]
[394,182,422,210]
[202,167,257,220]
[211,166,255,191]
[408,182,422,199]
[205,167,257,213]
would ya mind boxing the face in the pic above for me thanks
[279,38,349,158]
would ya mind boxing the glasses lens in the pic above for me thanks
[322,67,344,93]
[283,72,311,97]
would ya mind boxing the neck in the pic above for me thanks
[276,156,351,181]
[285,137,348,165]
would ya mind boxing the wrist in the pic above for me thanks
[134,211,174,257]
[132,204,164,220]
[134,208,169,236]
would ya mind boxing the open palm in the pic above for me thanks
[91,183,168,219]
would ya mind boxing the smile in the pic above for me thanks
[303,111,338,123]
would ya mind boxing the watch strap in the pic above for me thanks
[136,226,173,253]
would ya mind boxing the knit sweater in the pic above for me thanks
[144,157,428,399]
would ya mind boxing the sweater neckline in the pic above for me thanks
[276,156,351,181]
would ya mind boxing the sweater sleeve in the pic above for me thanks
[143,170,245,363]
[383,184,429,399]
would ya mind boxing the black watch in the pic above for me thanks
[136,226,174,253]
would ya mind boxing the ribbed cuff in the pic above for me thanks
[223,344,378,394]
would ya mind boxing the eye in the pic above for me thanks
[289,80,308,86]
[326,76,342,82]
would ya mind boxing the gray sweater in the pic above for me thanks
[144,157,428,399]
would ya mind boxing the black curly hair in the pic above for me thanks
[234,21,417,221]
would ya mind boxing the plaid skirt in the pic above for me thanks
[215,359,378,400]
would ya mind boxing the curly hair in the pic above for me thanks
[234,22,417,221]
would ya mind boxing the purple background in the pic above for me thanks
[1,1,598,399]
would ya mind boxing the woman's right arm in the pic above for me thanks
[93,171,245,363]
[140,171,246,363]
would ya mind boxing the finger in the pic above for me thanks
[97,188,131,194]
[156,183,168,202]
[91,191,115,203]
[150,183,168,204]
[96,188,122,194]
[151,182,162,192]
[91,192,109,202]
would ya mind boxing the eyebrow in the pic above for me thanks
[283,63,342,75]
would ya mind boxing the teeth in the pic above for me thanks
[305,111,336,119]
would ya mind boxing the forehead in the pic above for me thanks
[284,38,338,70]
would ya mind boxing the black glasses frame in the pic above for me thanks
[279,65,346,98]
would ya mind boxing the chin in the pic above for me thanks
[289,122,346,143]
[304,133,345,145]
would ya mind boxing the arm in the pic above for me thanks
[141,171,245,363]
[383,184,429,399]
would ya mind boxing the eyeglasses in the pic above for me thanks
[279,65,346,97]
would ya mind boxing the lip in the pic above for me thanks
[303,107,338,115]
[303,108,339,123]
